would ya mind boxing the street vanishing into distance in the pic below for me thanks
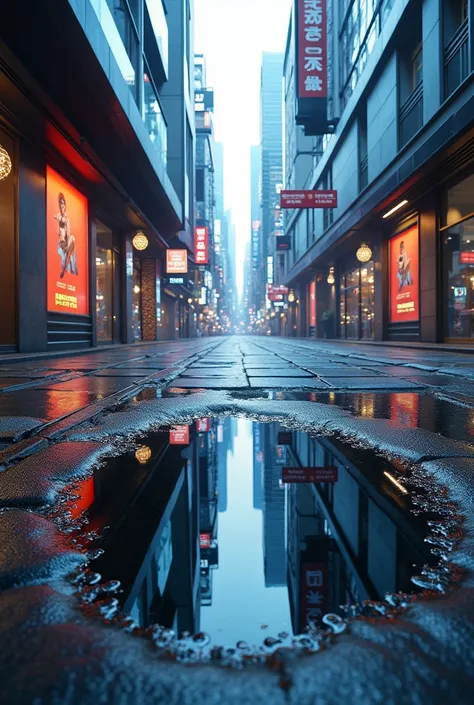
[2,0,474,702]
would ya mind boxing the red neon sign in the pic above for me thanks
[194,226,209,265]
[282,466,338,483]
[297,0,328,99]
[280,190,337,209]
[169,426,190,445]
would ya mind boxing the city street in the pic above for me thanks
[1,336,474,702]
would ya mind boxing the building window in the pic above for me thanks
[399,25,423,148]
[443,0,469,100]
[339,263,374,339]
[339,0,395,109]
[443,215,474,339]
[143,64,168,165]
[322,169,333,231]
[358,107,368,192]
[107,0,140,102]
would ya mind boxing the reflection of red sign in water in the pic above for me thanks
[47,167,89,315]
[194,227,209,265]
[300,563,327,630]
[297,0,327,99]
[169,425,189,445]
[281,190,337,209]
[390,393,419,428]
[196,418,211,433]
[282,467,338,483]
[460,252,474,264]
[200,533,212,549]
[389,225,419,323]
[309,281,316,327]
[68,477,95,519]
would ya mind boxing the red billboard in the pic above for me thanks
[200,533,212,549]
[309,281,316,327]
[460,252,474,264]
[300,563,327,629]
[47,167,89,315]
[194,226,209,265]
[169,425,190,445]
[166,249,188,274]
[389,225,419,323]
[282,466,338,483]
[281,190,337,208]
[196,418,211,433]
[267,285,289,295]
[297,0,327,99]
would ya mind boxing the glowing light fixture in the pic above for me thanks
[187,297,193,304]
[327,266,335,285]
[0,144,12,181]
[132,231,149,251]
[288,290,295,303]
[356,242,372,263]
[382,199,408,219]
[135,446,152,464]
[133,285,141,294]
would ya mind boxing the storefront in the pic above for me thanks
[339,263,375,339]
[441,173,474,341]
[96,221,121,343]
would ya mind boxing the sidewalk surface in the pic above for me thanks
[1,335,474,704]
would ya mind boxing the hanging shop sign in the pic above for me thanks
[167,275,186,285]
[267,285,289,296]
[300,563,327,629]
[194,226,209,265]
[166,249,188,274]
[200,533,212,549]
[169,425,190,445]
[282,466,338,483]
[295,0,329,134]
[297,0,327,99]
[46,167,89,315]
[389,225,420,324]
[280,190,337,209]
[276,235,292,251]
[194,89,214,112]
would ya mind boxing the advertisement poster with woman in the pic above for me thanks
[389,225,419,323]
[47,166,89,315]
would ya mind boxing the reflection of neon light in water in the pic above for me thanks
[383,471,408,495]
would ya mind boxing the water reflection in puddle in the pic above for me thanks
[70,418,444,649]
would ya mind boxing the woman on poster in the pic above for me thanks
[54,192,78,278]
[397,239,413,291]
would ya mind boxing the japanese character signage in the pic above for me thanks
[194,226,209,265]
[166,249,188,274]
[389,225,419,324]
[169,425,190,445]
[300,563,327,629]
[196,418,211,433]
[298,0,327,99]
[200,533,212,549]
[282,466,338,483]
[280,190,337,208]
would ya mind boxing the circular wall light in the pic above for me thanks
[0,145,12,181]
[356,242,372,263]
[132,231,149,251]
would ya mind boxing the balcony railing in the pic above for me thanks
[399,82,423,148]
[359,154,368,191]
[444,18,469,100]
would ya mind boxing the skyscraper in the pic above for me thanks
[260,53,284,294]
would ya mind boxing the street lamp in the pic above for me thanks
[327,266,335,284]
[356,242,372,263]
[288,290,295,303]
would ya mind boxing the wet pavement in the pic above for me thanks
[1,336,474,702]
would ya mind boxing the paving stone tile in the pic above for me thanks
[246,368,314,377]
[322,377,425,390]
[249,378,329,388]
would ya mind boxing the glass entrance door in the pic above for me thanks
[96,221,120,343]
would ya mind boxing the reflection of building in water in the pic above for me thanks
[262,422,286,587]
[253,421,264,510]
[84,430,200,637]
[286,431,433,634]
[216,417,238,513]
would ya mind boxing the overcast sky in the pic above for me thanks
[194,0,291,298]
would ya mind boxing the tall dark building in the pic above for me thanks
[0,0,196,352]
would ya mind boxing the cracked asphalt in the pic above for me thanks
[1,336,474,703]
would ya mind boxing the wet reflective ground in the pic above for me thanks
[69,417,444,649]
